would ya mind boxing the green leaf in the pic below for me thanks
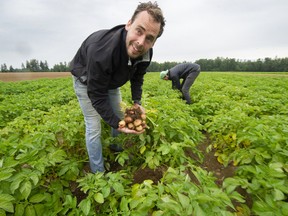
[3,157,19,168]
[117,157,125,167]
[129,197,145,209]
[152,210,165,216]
[10,174,25,193]
[269,162,284,173]
[195,194,215,202]
[255,154,263,164]
[281,202,288,215]
[48,149,67,165]
[139,134,145,142]
[29,172,39,185]
[120,196,129,212]
[228,191,245,203]
[0,169,14,181]
[94,193,104,204]
[273,189,285,201]
[58,165,69,176]
[112,182,125,196]
[20,180,32,200]
[24,205,36,216]
[158,195,181,213]
[222,178,239,194]
[29,193,46,203]
[157,144,170,155]
[115,152,129,167]
[15,203,25,216]
[177,192,190,209]
[34,204,45,216]
[253,200,274,215]
[78,199,91,216]
[140,145,146,154]
[283,164,288,172]
[193,202,206,216]
[0,194,15,202]
[102,186,111,198]
[0,194,15,213]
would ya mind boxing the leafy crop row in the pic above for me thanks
[0,72,287,215]
[189,73,288,215]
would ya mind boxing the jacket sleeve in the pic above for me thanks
[171,76,181,90]
[130,50,152,104]
[130,69,146,104]
[86,51,121,129]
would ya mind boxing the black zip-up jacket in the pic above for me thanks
[70,25,152,129]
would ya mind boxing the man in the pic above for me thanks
[70,1,165,173]
[160,63,200,104]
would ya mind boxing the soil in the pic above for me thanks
[2,72,253,211]
[184,134,253,210]
[71,133,253,211]
[0,72,71,82]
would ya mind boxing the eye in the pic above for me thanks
[146,36,154,43]
[135,28,142,35]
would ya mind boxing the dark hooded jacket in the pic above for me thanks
[168,63,200,90]
[70,25,152,128]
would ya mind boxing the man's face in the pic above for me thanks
[125,11,161,59]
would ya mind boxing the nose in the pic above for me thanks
[137,35,145,46]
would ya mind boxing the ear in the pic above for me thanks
[125,20,132,30]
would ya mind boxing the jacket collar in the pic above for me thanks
[128,51,151,66]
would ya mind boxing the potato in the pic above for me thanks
[118,120,126,128]
[127,123,135,129]
[140,114,146,120]
[135,125,143,131]
[124,116,133,123]
[121,106,147,131]
[133,119,142,127]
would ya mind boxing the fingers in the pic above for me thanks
[133,103,145,114]
[131,129,145,134]
[117,126,145,134]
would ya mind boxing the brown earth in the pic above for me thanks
[72,134,253,212]
[2,72,252,211]
[0,72,71,82]
[129,135,253,210]
[1,72,286,83]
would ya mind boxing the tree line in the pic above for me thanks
[0,60,70,72]
[148,57,288,72]
[1,57,288,72]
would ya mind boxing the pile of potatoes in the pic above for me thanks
[118,106,146,131]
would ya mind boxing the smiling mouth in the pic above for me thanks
[132,43,143,54]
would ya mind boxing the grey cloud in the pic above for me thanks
[0,0,288,67]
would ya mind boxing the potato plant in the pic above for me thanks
[0,72,288,215]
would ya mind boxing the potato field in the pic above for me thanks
[0,72,287,216]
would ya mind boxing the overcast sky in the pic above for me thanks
[1,0,288,68]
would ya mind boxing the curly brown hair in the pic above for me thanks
[131,1,166,38]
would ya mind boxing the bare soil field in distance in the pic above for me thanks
[0,72,71,82]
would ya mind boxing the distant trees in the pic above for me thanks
[1,64,8,72]
[50,62,70,72]
[147,57,288,72]
[147,61,179,72]
[24,59,49,72]
[1,57,288,72]
[194,57,288,72]
[0,59,70,72]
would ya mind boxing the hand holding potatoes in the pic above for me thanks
[117,106,146,134]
